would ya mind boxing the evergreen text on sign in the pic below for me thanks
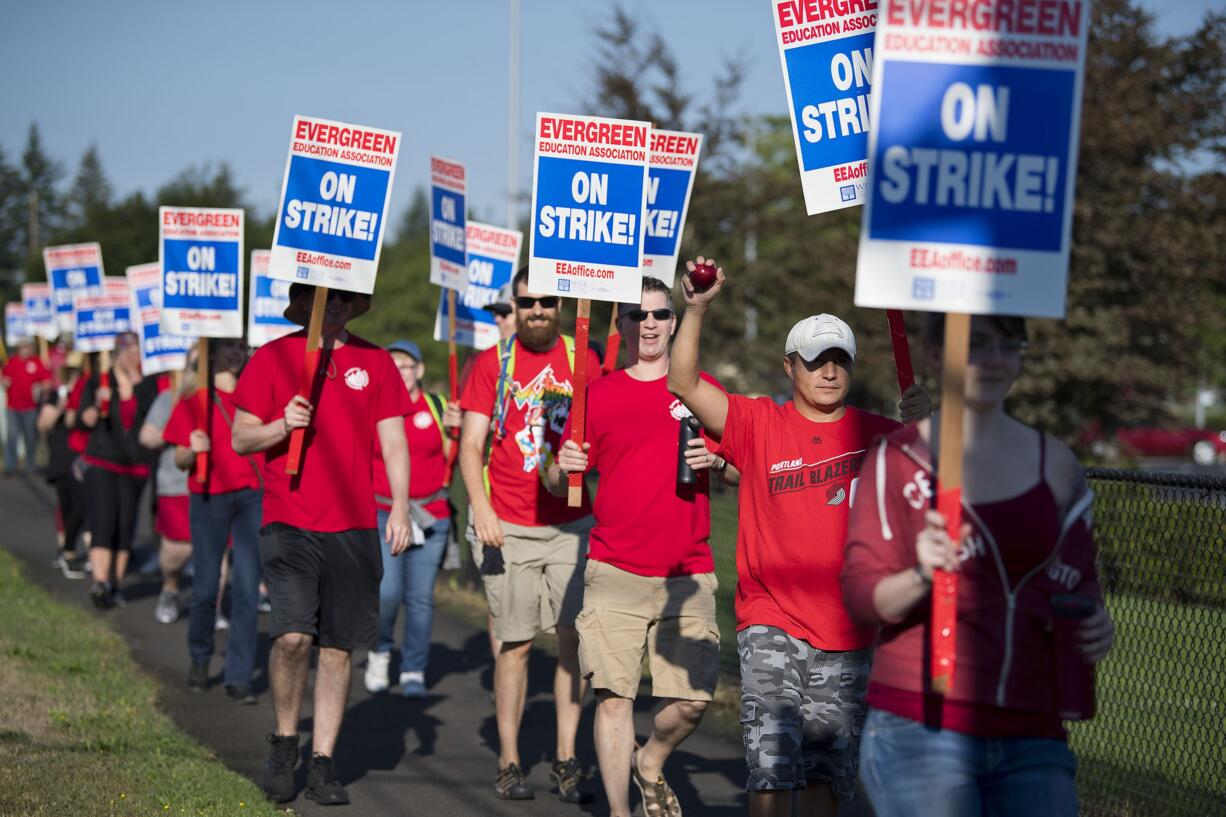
[434,221,521,350]
[43,243,104,334]
[643,130,703,286]
[269,115,401,294]
[127,262,191,375]
[430,156,468,292]
[771,0,879,214]
[855,0,1089,318]
[247,250,297,348]
[529,113,650,303]
[159,207,245,338]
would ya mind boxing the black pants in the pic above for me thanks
[53,472,88,554]
[85,466,143,552]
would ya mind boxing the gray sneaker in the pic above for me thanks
[155,591,180,624]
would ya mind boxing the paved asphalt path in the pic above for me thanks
[1,474,873,816]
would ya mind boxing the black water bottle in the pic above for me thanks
[677,416,702,485]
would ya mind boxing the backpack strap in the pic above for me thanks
[211,391,264,491]
[423,391,447,445]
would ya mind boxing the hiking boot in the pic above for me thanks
[225,684,257,705]
[89,581,111,609]
[155,591,180,624]
[262,733,299,803]
[495,762,534,800]
[550,757,594,804]
[305,754,350,805]
[54,552,87,579]
[399,671,426,699]
[187,661,209,692]
[631,748,682,816]
[364,651,390,693]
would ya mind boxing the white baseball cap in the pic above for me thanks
[784,314,856,363]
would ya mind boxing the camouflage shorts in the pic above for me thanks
[737,624,871,799]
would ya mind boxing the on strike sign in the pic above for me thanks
[771,0,878,214]
[855,0,1089,318]
[269,115,401,294]
[21,283,56,340]
[434,221,521,351]
[43,242,104,334]
[74,278,131,353]
[5,304,28,347]
[430,156,468,292]
[643,130,703,286]
[127,263,191,376]
[159,207,245,337]
[247,250,297,348]
[529,112,650,303]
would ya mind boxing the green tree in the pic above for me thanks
[67,145,113,225]
[19,123,65,282]
[0,145,25,297]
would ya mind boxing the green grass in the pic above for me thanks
[0,548,278,817]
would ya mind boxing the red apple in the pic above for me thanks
[689,262,718,293]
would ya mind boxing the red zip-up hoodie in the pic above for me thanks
[841,425,1100,723]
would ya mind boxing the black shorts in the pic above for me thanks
[259,523,383,652]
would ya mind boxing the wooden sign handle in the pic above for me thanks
[195,338,210,485]
[99,350,112,418]
[37,337,49,366]
[567,298,591,508]
[443,288,460,487]
[931,312,970,695]
[285,287,328,475]
[886,309,915,394]
[601,310,620,374]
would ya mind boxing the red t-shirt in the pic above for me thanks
[373,391,449,518]
[459,336,601,526]
[232,331,412,532]
[3,356,51,411]
[720,396,900,650]
[565,370,719,577]
[163,388,262,495]
[67,377,90,453]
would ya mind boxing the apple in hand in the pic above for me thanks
[689,262,718,293]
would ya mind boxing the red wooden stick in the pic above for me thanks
[886,309,915,394]
[567,299,591,508]
[285,287,328,476]
[932,487,962,692]
[99,349,111,418]
[443,288,460,488]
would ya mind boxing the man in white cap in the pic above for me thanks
[668,256,929,817]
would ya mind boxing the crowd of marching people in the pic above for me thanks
[1,257,1116,816]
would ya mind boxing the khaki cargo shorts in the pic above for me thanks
[482,517,592,643]
[576,559,720,701]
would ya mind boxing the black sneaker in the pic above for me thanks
[187,662,209,692]
[110,587,127,608]
[495,762,534,800]
[89,581,111,609]
[550,757,594,804]
[262,733,299,803]
[225,684,257,705]
[305,754,350,805]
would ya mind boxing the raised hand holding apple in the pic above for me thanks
[681,256,726,307]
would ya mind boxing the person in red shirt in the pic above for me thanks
[363,338,455,700]
[163,339,264,704]
[458,266,600,803]
[77,332,160,609]
[231,284,412,806]
[3,338,53,475]
[549,276,739,817]
[667,256,930,817]
[36,351,88,577]
[840,314,1115,817]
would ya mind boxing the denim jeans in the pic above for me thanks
[375,507,450,675]
[860,708,1078,817]
[188,488,262,687]
[5,408,37,473]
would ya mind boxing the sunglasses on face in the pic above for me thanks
[327,290,357,303]
[515,296,559,309]
[622,308,674,323]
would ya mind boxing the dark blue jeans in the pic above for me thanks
[375,508,450,675]
[5,408,37,473]
[860,708,1079,817]
[188,488,262,687]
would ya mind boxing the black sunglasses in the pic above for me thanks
[515,296,559,309]
[327,289,357,303]
[622,308,674,322]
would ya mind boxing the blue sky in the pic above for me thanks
[1,0,1218,232]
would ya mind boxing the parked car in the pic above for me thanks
[1114,426,1226,466]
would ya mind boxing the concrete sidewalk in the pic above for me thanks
[1,474,764,815]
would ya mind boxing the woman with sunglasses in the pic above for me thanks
[841,314,1115,817]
